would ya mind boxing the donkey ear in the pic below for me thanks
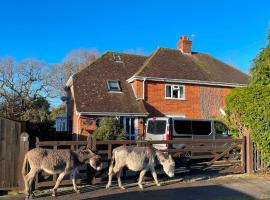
[86,148,95,155]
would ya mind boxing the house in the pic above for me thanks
[55,112,68,132]
[66,36,249,139]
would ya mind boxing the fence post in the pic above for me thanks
[18,132,29,191]
[87,134,92,149]
[240,136,246,173]
[245,133,254,174]
[87,135,97,184]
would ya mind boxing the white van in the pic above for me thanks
[144,117,230,150]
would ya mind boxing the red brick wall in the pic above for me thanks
[132,80,144,99]
[140,81,232,118]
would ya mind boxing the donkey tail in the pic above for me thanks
[21,153,28,177]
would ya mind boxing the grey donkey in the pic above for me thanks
[106,146,175,190]
[21,147,102,199]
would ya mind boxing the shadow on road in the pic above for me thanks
[81,185,254,200]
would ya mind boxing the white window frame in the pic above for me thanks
[107,80,121,92]
[165,84,185,100]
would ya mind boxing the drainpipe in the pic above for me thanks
[142,78,146,100]
[76,112,81,141]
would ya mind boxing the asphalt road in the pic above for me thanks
[2,175,270,200]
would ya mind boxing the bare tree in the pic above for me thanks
[0,57,53,120]
[50,48,99,96]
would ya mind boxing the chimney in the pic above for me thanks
[177,36,192,54]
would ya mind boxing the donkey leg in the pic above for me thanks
[24,168,38,199]
[138,169,147,190]
[106,163,114,189]
[117,168,125,190]
[70,170,79,193]
[151,167,160,186]
[52,171,66,197]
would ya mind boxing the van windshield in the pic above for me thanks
[147,120,167,135]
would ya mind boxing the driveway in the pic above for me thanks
[2,175,270,200]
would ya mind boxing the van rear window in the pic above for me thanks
[147,120,166,135]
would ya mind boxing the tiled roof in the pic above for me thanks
[70,48,249,114]
[134,48,248,85]
[72,52,148,114]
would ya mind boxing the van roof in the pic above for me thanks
[147,117,218,122]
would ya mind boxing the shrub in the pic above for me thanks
[224,30,270,166]
[92,117,126,140]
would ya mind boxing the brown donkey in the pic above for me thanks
[22,147,102,199]
[106,146,175,190]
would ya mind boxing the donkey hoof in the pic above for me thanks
[52,193,56,197]
[120,186,126,190]
[106,184,111,189]
[138,185,143,190]
[76,190,80,194]
[157,183,161,187]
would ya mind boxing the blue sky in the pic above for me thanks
[0,0,269,74]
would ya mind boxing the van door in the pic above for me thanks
[192,120,213,140]
[191,120,214,152]
[172,119,192,149]
[214,121,230,148]
[145,118,168,150]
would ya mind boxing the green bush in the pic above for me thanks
[225,30,270,166]
[92,117,126,140]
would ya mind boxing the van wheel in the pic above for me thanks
[178,151,191,163]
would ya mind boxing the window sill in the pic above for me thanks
[108,91,123,94]
[165,97,186,101]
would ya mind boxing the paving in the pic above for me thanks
[1,175,270,200]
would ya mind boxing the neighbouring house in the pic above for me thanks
[66,36,249,139]
[55,112,68,132]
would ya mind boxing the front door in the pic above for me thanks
[122,117,137,140]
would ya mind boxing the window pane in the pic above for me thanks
[174,120,192,135]
[108,80,120,91]
[166,85,171,97]
[147,121,155,134]
[179,86,184,98]
[214,121,228,135]
[172,89,178,98]
[147,120,166,135]
[155,121,167,134]
[192,121,211,135]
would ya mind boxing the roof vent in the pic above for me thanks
[113,55,122,62]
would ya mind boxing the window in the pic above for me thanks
[165,84,184,99]
[192,121,212,135]
[214,121,229,135]
[147,120,167,135]
[113,55,121,62]
[107,80,121,91]
[174,120,192,135]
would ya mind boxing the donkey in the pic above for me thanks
[21,147,102,199]
[106,146,175,190]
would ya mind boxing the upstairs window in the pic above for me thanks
[107,80,121,91]
[165,84,184,99]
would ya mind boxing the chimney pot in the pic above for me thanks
[177,36,192,54]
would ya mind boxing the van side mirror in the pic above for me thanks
[222,131,229,136]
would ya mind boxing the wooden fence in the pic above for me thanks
[89,136,246,173]
[0,117,21,190]
[253,143,268,172]
[31,135,246,189]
